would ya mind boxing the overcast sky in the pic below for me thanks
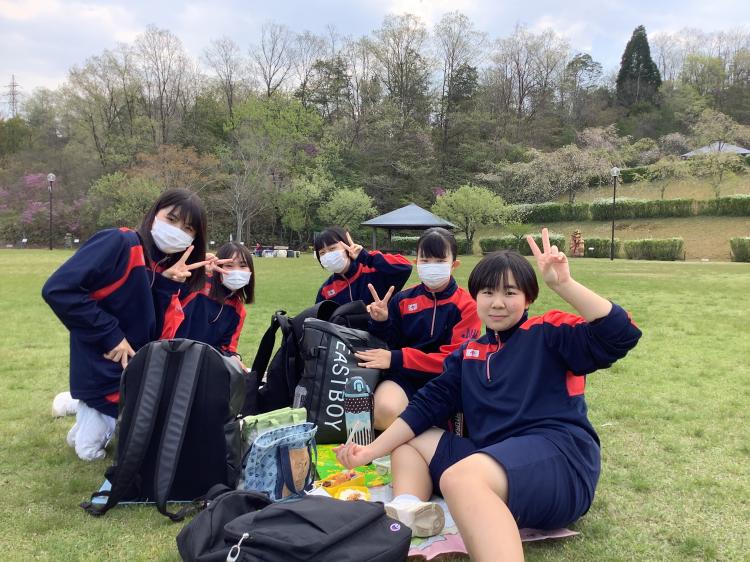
[2,0,749,113]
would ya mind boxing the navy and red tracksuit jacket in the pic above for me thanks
[42,228,156,417]
[316,249,412,306]
[400,303,642,500]
[159,280,246,357]
[368,278,481,387]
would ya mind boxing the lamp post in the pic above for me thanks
[47,173,56,250]
[610,167,619,261]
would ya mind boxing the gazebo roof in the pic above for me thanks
[361,203,455,229]
[682,142,750,158]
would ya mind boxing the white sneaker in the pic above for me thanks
[52,392,79,417]
[384,499,445,537]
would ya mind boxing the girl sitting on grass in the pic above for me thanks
[355,227,481,430]
[336,228,642,562]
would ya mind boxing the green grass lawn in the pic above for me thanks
[1,250,748,561]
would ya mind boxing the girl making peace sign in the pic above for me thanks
[43,188,210,461]
[336,228,641,561]
[313,226,412,305]
[355,228,481,430]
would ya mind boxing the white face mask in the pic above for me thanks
[221,270,251,292]
[151,218,194,254]
[418,263,452,290]
[320,250,349,274]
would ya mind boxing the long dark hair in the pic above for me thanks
[138,188,207,292]
[209,242,256,304]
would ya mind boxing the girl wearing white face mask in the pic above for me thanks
[43,188,209,461]
[314,226,412,305]
[354,228,482,431]
[160,242,255,370]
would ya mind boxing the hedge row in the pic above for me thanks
[730,238,750,262]
[516,202,591,223]
[512,195,750,222]
[622,238,684,261]
[479,233,566,255]
[391,235,472,255]
[582,237,621,258]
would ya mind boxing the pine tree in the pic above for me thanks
[616,25,662,106]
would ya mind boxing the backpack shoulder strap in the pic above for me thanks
[249,310,287,379]
[82,342,169,517]
[153,340,207,521]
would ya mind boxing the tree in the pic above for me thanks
[690,153,744,198]
[529,145,609,203]
[616,25,662,106]
[645,156,690,199]
[292,31,328,108]
[203,37,248,118]
[135,26,196,145]
[317,187,376,233]
[692,108,740,151]
[433,12,485,171]
[86,172,161,230]
[372,14,432,128]
[279,172,332,244]
[251,22,294,97]
[431,185,509,245]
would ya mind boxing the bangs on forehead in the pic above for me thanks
[170,200,199,228]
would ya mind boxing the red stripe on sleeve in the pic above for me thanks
[90,245,146,301]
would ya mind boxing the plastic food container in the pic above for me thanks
[315,470,365,497]
[335,486,371,501]
[373,456,391,476]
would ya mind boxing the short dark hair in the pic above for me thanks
[468,250,539,303]
[210,242,255,304]
[138,188,207,292]
[313,226,349,263]
[417,227,457,261]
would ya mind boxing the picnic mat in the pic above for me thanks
[316,445,579,560]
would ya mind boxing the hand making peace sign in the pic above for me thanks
[341,232,363,261]
[526,228,571,288]
[366,283,395,322]
[161,246,211,283]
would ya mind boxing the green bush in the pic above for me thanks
[619,166,650,183]
[695,195,750,216]
[479,235,520,253]
[590,198,695,220]
[391,235,419,254]
[730,238,750,262]
[623,238,684,261]
[391,235,473,255]
[519,232,566,256]
[515,202,591,223]
[583,237,621,258]
[456,238,473,255]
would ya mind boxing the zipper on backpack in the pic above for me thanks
[226,532,250,562]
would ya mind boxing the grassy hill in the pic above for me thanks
[478,175,750,261]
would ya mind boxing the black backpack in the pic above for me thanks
[299,319,385,444]
[82,339,246,521]
[246,300,370,416]
[176,487,412,562]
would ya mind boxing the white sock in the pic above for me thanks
[389,493,421,505]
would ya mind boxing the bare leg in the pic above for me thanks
[440,453,524,562]
[391,428,445,499]
[373,380,409,430]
